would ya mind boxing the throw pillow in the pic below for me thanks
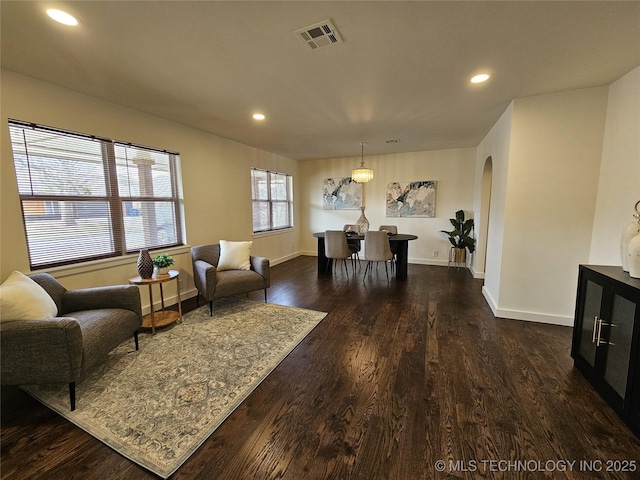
[0,271,58,322]
[217,240,252,271]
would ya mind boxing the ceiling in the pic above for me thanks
[2,1,639,161]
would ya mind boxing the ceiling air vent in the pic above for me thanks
[295,19,342,50]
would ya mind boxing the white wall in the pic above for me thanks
[590,66,640,264]
[474,102,513,304]
[1,70,300,312]
[476,87,609,325]
[299,148,476,264]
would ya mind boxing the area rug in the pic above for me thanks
[22,297,327,478]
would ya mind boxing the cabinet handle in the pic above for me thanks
[596,318,603,347]
[592,316,598,343]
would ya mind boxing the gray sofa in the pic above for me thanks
[0,273,142,410]
[191,243,270,315]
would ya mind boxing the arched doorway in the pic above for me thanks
[478,156,493,279]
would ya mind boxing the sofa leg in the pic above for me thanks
[209,301,213,316]
[69,382,76,411]
[196,292,200,306]
[134,330,139,351]
[264,289,268,303]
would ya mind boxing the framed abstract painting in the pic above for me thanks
[386,181,436,217]
[323,177,363,210]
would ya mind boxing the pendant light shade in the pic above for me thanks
[352,142,373,183]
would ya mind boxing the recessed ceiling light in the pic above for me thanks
[252,113,266,121]
[47,9,78,26]
[471,73,490,84]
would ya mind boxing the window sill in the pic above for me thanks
[252,227,295,239]
[41,245,192,279]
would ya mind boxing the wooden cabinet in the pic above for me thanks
[571,265,640,437]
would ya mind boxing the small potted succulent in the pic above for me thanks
[152,253,174,276]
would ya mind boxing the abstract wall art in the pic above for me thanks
[386,181,437,217]
[323,177,363,210]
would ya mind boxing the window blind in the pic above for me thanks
[8,120,184,269]
[251,167,293,233]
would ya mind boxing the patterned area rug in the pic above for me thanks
[23,298,327,478]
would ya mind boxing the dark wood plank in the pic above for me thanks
[3,257,640,479]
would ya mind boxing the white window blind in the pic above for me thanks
[8,120,184,269]
[251,168,293,233]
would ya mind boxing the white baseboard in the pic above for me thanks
[270,251,301,266]
[470,265,485,279]
[141,287,198,316]
[301,251,450,268]
[409,258,450,267]
[482,286,573,327]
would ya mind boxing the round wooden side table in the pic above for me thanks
[128,270,183,334]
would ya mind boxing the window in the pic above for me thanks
[8,120,184,269]
[251,168,293,233]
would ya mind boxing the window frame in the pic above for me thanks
[8,119,184,270]
[251,167,294,233]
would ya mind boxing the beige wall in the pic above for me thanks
[590,66,640,264]
[3,66,638,326]
[298,148,476,264]
[1,70,300,312]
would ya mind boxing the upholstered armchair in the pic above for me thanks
[191,243,270,316]
[0,272,142,410]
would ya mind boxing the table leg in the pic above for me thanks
[176,276,183,323]
[395,240,409,280]
[148,284,156,335]
[159,283,166,310]
[317,237,331,275]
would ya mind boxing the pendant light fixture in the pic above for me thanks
[351,142,374,183]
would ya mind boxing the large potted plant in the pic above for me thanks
[441,210,476,266]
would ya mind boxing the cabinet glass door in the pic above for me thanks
[578,280,602,367]
[603,294,636,398]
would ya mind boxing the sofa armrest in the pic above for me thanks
[193,259,219,299]
[0,318,83,385]
[250,256,271,288]
[62,285,142,320]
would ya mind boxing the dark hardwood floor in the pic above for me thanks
[2,256,640,479]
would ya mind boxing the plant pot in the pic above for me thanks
[156,267,170,276]
[451,247,467,266]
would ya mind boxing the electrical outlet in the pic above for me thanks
[433,250,439,257]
